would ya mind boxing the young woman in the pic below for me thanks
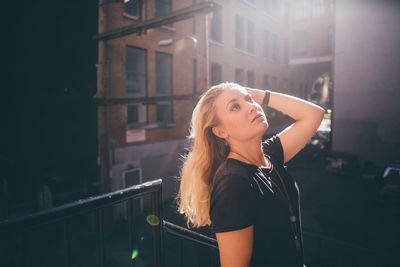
[178,82,324,267]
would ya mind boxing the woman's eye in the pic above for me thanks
[231,103,240,111]
[246,95,253,102]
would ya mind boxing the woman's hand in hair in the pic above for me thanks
[245,87,266,105]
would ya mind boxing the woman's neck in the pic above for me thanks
[228,138,269,168]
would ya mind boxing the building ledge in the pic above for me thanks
[242,0,257,9]
[234,48,255,57]
[126,122,176,131]
[209,39,224,47]
[160,25,176,32]
[289,55,332,65]
[123,12,139,21]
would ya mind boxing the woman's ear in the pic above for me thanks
[212,126,227,139]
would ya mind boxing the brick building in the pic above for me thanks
[289,0,334,104]
[97,0,333,200]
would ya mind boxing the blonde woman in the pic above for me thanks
[178,82,324,267]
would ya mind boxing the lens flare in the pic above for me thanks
[131,248,139,260]
[146,214,160,226]
[140,236,144,241]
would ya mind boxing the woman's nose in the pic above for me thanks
[248,102,256,114]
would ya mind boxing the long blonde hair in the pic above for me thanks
[177,82,240,227]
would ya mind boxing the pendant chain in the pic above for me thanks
[230,150,271,169]
[229,149,302,254]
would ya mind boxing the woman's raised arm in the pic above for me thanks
[247,88,325,164]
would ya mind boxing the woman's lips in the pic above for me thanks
[252,114,263,123]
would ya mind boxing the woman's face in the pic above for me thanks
[212,88,268,143]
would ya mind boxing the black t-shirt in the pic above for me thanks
[210,135,304,267]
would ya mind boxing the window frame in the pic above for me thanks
[155,51,174,125]
[210,7,223,43]
[235,68,244,86]
[125,45,148,128]
[312,0,325,17]
[211,63,223,86]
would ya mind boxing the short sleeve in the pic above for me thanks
[210,174,256,233]
[262,134,284,165]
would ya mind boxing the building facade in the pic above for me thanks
[289,0,335,106]
[332,0,400,166]
[98,0,334,200]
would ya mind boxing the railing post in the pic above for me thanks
[151,193,159,267]
[98,209,106,267]
[150,181,163,267]
[127,199,135,267]
[157,182,164,267]
[63,219,71,267]
[22,232,27,267]
[178,239,183,267]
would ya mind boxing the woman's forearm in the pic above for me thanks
[246,87,324,163]
[247,88,325,121]
[268,91,325,121]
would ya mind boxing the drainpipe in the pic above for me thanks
[97,0,110,194]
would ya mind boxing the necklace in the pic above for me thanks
[230,150,272,169]
[232,149,302,254]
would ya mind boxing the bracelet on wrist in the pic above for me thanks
[262,90,271,107]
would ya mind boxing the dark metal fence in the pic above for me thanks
[0,179,163,267]
[2,178,399,267]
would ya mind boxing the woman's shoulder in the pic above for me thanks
[215,159,252,178]
[212,159,255,196]
[213,159,256,186]
[262,134,284,165]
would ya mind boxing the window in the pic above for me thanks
[284,39,289,65]
[155,52,173,124]
[247,71,255,88]
[283,79,288,93]
[263,75,269,90]
[211,63,222,86]
[263,30,270,58]
[192,16,197,35]
[235,15,255,54]
[155,0,171,17]
[192,0,197,34]
[210,8,222,42]
[293,31,308,55]
[305,83,309,99]
[271,33,279,61]
[124,0,138,17]
[193,59,197,96]
[247,21,255,53]
[295,0,307,20]
[235,68,244,86]
[312,0,325,17]
[126,46,147,127]
[329,0,335,13]
[271,76,277,91]
[263,0,278,17]
[235,15,245,50]
[263,0,270,13]
[270,0,278,17]
[126,46,146,96]
[156,102,173,124]
[299,83,303,98]
[328,26,333,52]
[127,103,147,126]
[245,0,256,5]
[290,80,294,95]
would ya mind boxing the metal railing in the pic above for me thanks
[3,178,399,267]
[0,179,163,267]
